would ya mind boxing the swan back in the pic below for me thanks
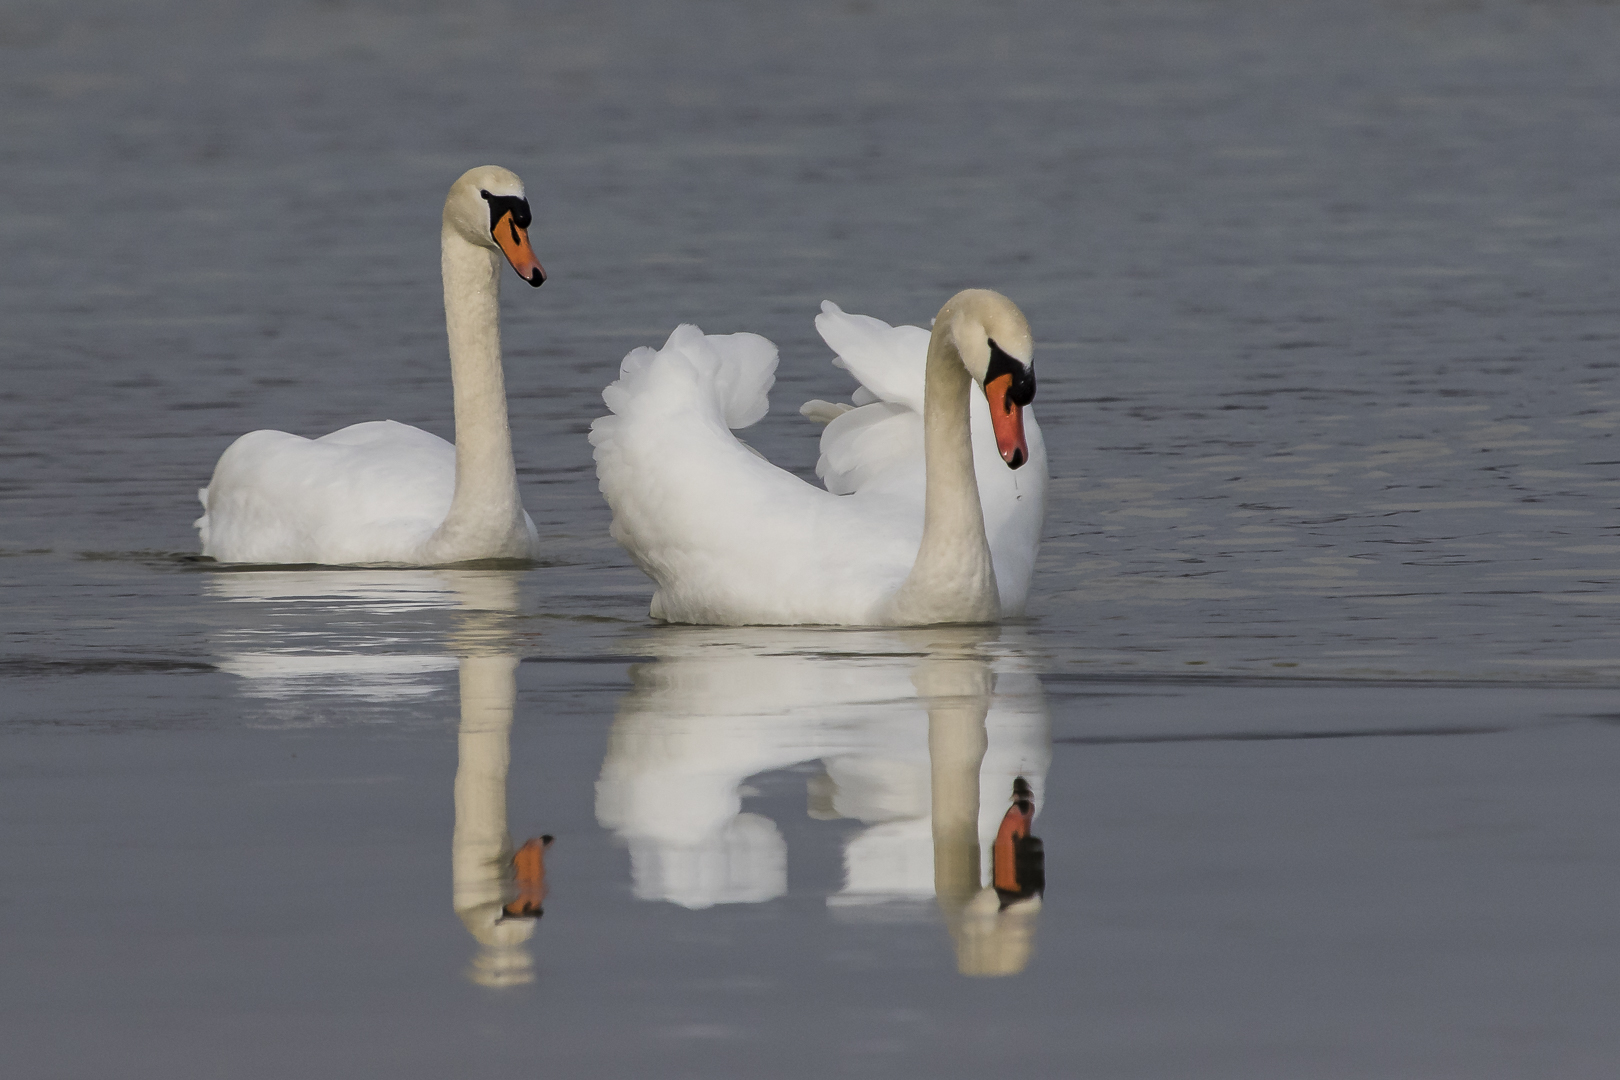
[198,421,457,565]
[592,325,920,624]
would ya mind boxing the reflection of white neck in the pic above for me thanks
[918,656,1041,977]
[920,658,992,904]
[421,229,529,563]
[451,653,534,985]
[885,323,999,625]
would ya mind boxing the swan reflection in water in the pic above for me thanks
[596,627,1052,976]
[207,569,549,986]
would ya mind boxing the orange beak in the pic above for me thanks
[985,373,1029,469]
[493,211,546,287]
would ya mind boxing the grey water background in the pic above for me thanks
[2,1,1619,1077]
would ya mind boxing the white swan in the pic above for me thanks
[590,289,1046,626]
[194,166,546,566]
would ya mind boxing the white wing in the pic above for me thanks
[591,325,920,625]
[198,420,461,564]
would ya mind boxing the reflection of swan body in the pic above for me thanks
[209,570,544,985]
[207,570,509,702]
[590,290,1045,625]
[195,166,546,566]
[596,629,1050,974]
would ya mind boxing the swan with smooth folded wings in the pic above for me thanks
[195,166,546,566]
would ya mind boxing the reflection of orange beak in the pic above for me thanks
[502,834,552,919]
[493,211,546,287]
[985,373,1029,469]
[993,799,1034,893]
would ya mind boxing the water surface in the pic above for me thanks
[3,1,1619,1076]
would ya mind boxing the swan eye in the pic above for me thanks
[478,190,533,232]
[986,339,1036,406]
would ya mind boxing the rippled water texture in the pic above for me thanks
[3,1,1619,1076]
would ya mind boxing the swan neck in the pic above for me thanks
[887,325,999,623]
[428,228,527,561]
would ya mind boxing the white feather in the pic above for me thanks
[590,301,1047,625]
[196,420,541,565]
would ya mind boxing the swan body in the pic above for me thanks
[590,290,1046,626]
[195,166,546,566]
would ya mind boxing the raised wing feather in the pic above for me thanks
[591,326,919,625]
[813,302,932,413]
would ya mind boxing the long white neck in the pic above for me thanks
[421,229,530,563]
[884,324,999,624]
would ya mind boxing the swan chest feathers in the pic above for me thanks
[592,292,1048,627]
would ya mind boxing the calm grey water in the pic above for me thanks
[3,2,1619,1076]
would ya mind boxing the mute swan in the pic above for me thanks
[194,165,546,566]
[590,289,1046,626]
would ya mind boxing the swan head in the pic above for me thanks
[444,165,547,286]
[938,289,1037,469]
